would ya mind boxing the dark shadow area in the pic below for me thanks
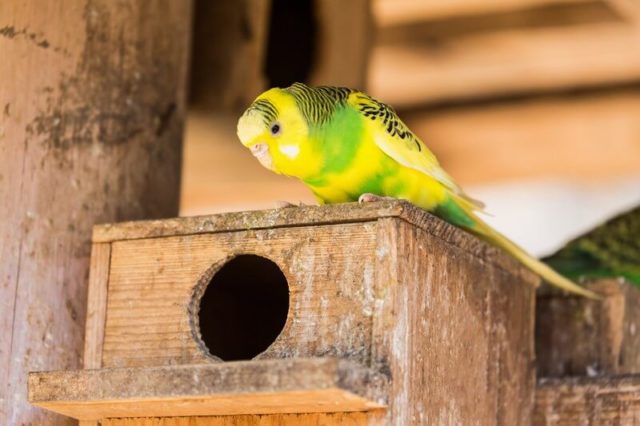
[198,254,289,361]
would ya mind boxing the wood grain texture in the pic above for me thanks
[73,203,535,424]
[536,279,640,377]
[0,1,191,424]
[101,222,381,368]
[93,200,531,279]
[83,243,111,369]
[101,412,381,426]
[534,375,640,424]
[29,358,383,420]
[30,206,538,426]
[371,218,535,423]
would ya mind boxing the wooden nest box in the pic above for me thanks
[29,201,537,424]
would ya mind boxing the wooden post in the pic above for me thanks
[0,1,192,424]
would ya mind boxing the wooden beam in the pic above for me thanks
[401,90,640,184]
[374,0,592,26]
[0,1,191,423]
[370,24,640,106]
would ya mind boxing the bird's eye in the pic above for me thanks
[270,122,281,136]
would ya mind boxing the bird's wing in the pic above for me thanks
[348,91,485,211]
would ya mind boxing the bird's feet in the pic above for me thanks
[358,193,398,204]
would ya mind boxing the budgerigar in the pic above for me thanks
[236,82,598,298]
[544,205,640,286]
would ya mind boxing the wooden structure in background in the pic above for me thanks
[371,0,640,106]
[29,201,536,424]
[189,0,271,111]
[537,279,640,378]
[535,279,640,423]
[189,0,372,112]
[0,1,191,424]
[403,90,640,184]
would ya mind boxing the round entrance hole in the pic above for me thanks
[197,254,289,361]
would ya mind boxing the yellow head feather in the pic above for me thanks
[237,87,317,178]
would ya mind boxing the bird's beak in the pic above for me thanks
[249,142,273,170]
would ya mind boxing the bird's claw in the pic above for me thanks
[358,193,397,204]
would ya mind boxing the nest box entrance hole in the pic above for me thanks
[196,254,289,361]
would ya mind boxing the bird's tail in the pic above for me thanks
[449,197,601,299]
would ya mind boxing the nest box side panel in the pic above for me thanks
[101,222,379,368]
[371,218,535,424]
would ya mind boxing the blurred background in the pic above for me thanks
[182,0,640,256]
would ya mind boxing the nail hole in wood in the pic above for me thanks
[196,254,289,361]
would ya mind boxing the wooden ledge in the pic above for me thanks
[92,200,536,282]
[29,358,385,420]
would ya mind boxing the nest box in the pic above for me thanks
[29,201,537,425]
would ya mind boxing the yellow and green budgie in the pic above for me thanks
[236,82,598,298]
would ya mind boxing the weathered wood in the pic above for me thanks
[536,279,640,377]
[371,218,536,423]
[0,1,191,424]
[92,200,529,278]
[189,0,271,110]
[534,375,640,424]
[29,358,384,420]
[62,202,536,424]
[101,412,380,426]
[83,243,111,369]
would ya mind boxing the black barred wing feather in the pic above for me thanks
[349,91,485,210]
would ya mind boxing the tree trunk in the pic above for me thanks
[0,0,192,423]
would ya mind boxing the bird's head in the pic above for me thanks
[237,87,310,177]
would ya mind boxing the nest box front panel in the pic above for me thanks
[101,221,380,368]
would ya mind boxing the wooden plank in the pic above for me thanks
[370,24,640,107]
[534,375,640,424]
[101,412,381,426]
[536,279,640,377]
[369,218,535,423]
[402,91,640,184]
[28,359,384,420]
[92,201,530,279]
[374,0,592,26]
[83,243,111,369]
[0,1,191,424]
